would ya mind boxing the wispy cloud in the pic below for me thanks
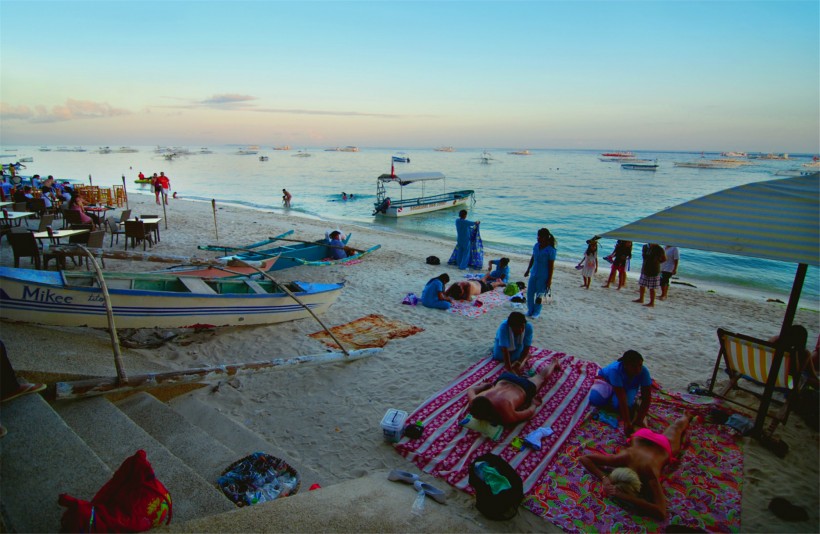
[161,93,416,119]
[0,99,131,123]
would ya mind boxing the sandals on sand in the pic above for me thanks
[387,469,447,504]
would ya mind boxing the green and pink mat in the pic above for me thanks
[395,348,743,533]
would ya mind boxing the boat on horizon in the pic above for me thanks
[236,146,260,155]
[508,149,531,155]
[273,145,291,151]
[621,160,659,171]
[434,146,455,152]
[0,267,344,329]
[392,153,411,163]
[478,150,494,164]
[372,169,475,218]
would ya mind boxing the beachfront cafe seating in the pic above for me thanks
[709,328,803,432]
[43,228,94,270]
[8,229,42,269]
[138,215,160,243]
[106,218,125,247]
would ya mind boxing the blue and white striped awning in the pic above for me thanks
[602,174,819,266]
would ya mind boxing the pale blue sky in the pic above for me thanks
[1,0,818,152]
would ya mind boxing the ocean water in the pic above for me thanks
[5,145,819,310]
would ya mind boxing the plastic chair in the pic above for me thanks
[125,220,154,251]
[37,214,55,233]
[106,218,125,247]
[8,229,41,269]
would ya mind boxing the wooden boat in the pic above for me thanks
[200,232,380,268]
[0,267,343,329]
[621,161,658,171]
[373,171,474,218]
[508,149,531,155]
[153,257,280,278]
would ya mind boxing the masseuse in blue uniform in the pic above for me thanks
[492,311,534,373]
[524,228,557,318]
[454,209,479,270]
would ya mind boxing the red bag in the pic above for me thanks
[58,449,172,532]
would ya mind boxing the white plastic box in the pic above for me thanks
[381,408,408,443]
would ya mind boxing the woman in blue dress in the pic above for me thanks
[524,228,556,318]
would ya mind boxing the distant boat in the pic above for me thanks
[340,146,359,152]
[434,146,455,152]
[199,147,213,154]
[236,146,259,155]
[115,146,138,153]
[721,151,747,158]
[673,160,742,169]
[18,157,33,163]
[292,150,311,158]
[599,151,636,162]
[0,267,344,329]
[749,152,789,160]
[38,146,51,152]
[98,146,112,154]
[478,150,494,164]
[621,160,658,171]
[392,153,411,163]
[259,155,269,161]
[325,147,341,151]
[373,169,475,218]
[508,149,531,155]
[273,145,291,151]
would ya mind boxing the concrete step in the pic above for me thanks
[168,392,325,490]
[55,396,235,522]
[0,393,112,533]
[116,392,241,483]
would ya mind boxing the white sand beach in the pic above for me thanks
[1,194,818,532]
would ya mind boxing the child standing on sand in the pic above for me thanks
[577,239,598,289]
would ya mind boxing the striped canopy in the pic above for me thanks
[602,174,819,266]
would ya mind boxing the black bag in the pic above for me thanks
[468,453,524,521]
[426,256,440,265]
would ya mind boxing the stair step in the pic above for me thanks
[55,396,235,522]
[0,394,112,533]
[169,392,325,490]
[116,392,241,482]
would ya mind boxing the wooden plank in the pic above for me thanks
[178,277,216,294]
[244,280,268,294]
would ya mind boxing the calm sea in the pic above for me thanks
[5,145,819,310]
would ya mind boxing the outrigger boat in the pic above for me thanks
[621,160,659,171]
[198,231,380,268]
[0,267,343,329]
[372,169,474,218]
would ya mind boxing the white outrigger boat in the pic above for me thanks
[0,267,343,329]
[372,170,474,218]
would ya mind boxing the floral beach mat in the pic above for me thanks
[395,348,598,493]
[309,313,424,349]
[448,288,510,318]
[524,390,743,533]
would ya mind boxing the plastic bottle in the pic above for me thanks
[411,488,426,516]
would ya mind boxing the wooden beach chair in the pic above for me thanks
[709,328,802,432]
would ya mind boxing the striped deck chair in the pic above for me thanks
[709,328,801,431]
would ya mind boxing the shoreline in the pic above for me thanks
[165,192,820,313]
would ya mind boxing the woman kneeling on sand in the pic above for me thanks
[578,414,694,520]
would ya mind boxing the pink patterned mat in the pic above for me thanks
[447,288,510,318]
[395,348,598,492]
[524,390,743,533]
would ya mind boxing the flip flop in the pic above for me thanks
[1,383,46,403]
[414,480,447,504]
[387,469,419,485]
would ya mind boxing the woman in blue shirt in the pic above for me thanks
[590,350,653,437]
[492,312,534,373]
[421,274,453,310]
[524,228,556,318]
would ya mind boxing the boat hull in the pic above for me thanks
[378,190,474,217]
[0,268,343,329]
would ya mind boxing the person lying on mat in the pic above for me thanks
[589,350,652,437]
[466,360,561,426]
[445,279,504,301]
[492,312,533,374]
[421,273,455,310]
[578,414,694,520]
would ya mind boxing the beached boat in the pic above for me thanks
[0,267,344,329]
[621,161,659,171]
[373,171,474,218]
[200,231,380,268]
[154,257,280,279]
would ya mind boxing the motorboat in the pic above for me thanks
[392,153,411,163]
[373,168,474,218]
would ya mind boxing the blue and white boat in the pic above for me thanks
[0,267,343,329]
[373,171,475,218]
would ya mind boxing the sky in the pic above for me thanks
[1,0,818,152]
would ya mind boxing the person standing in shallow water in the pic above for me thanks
[524,228,556,318]
[282,189,292,208]
[454,209,479,270]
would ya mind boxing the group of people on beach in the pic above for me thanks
[137,171,171,205]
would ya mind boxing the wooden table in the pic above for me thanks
[0,211,35,227]
[84,205,114,223]
[33,228,90,244]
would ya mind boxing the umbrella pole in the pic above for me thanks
[752,263,807,437]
